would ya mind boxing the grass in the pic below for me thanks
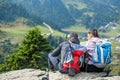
[0,25,33,43]
[83,12,94,17]
[62,23,120,38]
[63,1,87,10]
[0,24,65,43]
[62,25,89,33]
[36,25,65,36]
[0,25,32,36]
[111,40,120,54]
[99,23,120,37]
[109,40,120,75]
[99,29,120,38]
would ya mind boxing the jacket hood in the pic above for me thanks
[70,37,80,44]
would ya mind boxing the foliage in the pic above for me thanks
[5,0,76,30]
[0,38,18,64]
[0,1,43,26]
[47,35,66,48]
[0,27,52,72]
[0,1,28,23]
[0,30,6,39]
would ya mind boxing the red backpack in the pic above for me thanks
[62,44,84,74]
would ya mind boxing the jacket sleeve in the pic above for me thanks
[51,42,63,57]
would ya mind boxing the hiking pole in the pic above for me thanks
[42,68,49,80]
[42,59,50,80]
[46,68,49,80]
[85,58,88,72]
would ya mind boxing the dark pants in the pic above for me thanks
[48,53,60,70]
[81,63,104,72]
[80,52,104,72]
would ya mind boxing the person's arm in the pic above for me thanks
[51,42,63,57]
[86,40,95,56]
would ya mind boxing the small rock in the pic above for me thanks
[116,46,120,50]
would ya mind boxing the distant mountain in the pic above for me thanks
[6,0,76,30]
[0,0,120,30]
[62,0,120,29]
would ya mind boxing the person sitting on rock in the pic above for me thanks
[48,32,86,76]
[84,29,105,72]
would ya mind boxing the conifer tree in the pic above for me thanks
[0,27,52,72]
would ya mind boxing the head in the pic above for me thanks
[87,29,99,39]
[69,32,79,44]
[69,32,78,39]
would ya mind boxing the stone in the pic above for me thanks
[0,69,120,80]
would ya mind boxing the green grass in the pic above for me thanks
[63,24,120,38]
[99,29,120,38]
[36,25,65,36]
[110,40,120,75]
[99,23,120,37]
[111,40,120,54]
[63,1,87,10]
[83,12,94,17]
[0,24,65,43]
[0,25,33,43]
[62,25,89,33]
[0,25,32,36]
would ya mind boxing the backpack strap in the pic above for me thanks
[105,48,111,64]
[63,42,74,63]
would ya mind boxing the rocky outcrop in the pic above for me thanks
[0,69,45,80]
[0,69,120,80]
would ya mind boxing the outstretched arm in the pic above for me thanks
[51,42,63,57]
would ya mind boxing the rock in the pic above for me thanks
[116,46,120,50]
[0,69,46,80]
[0,69,120,80]
[115,35,120,42]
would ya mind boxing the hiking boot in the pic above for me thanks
[42,77,49,80]
[50,69,56,73]
[68,68,76,76]
[59,70,68,74]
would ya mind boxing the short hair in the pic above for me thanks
[70,32,78,38]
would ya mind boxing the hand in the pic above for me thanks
[68,40,72,44]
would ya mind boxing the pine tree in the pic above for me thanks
[0,27,52,72]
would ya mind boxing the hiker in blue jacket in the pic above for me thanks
[48,32,86,75]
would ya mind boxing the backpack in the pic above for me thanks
[62,43,85,76]
[92,39,112,65]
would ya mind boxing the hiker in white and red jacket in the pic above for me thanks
[48,32,86,75]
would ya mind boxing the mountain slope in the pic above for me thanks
[0,1,44,26]
[0,1,28,23]
[62,0,120,29]
[0,0,120,30]
[7,0,76,30]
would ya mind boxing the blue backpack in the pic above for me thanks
[92,40,112,64]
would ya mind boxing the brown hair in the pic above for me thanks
[88,29,99,38]
[70,32,78,38]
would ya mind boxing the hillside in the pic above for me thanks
[0,22,65,43]
[62,0,120,29]
[6,0,76,30]
[0,0,120,30]
[0,1,29,23]
[0,1,44,27]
